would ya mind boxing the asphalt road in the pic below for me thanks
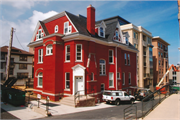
[1,108,19,119]
[39,95,166,119]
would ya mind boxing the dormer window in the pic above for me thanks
[55,25,58,33]
[64,21,72,34]
[126,37,128,44]
[36,29,43,40]
[116,31,118,40]
[100,27,104,37]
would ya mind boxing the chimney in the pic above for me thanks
[87,4,95,35]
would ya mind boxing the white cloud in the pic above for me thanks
[1,0,35,9]
[0,10,58,51]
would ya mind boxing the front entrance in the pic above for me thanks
[75,76,84,95]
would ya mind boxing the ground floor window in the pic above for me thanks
[38,72,43,87]
[101,84,105,92]
[65,72,70,89]
[109,72,114,87]
[17,73,28,79]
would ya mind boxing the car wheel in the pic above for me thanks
[106,101,110,104]
[115,99,120,106]
[130,99,135,104]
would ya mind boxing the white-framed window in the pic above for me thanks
[100,27,104,37]
[38,72,43,87]
[99,59,106,75]
[76,44,82,61]
[65,72,70,89]
[36,29,43,40]
[109,72,114,87]
[46,44,53,55]
[55,25,58,33]
[101,84,105,92]
[129,73,131,84]
[123,72,125,85]
[109,50,113,64]
[126,37,128,44]
[125,53,127,65]
[117,72,120,79]
[91,72,94,81]
[65,45,70,61]
[38,49,43,63]
[128,54,130,65]
[133,31,138,39]
[116,31,118,40]
[64,21,72,34]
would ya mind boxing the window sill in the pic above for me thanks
[45,54,53,56]
[37,86,43,88]
[109,86,115,88]
[37,62,43,64]
[109,63,114,65]
[99,75,106,76]
[65,61,70,63]
[64,89,70,91]
[87,80,97,82]
[75,60,83,62]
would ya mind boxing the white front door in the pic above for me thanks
[75,76,84,95]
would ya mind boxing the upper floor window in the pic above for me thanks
[109,72,114,87]
[19,64,27,69]
[161,44,163,49]
[64,21,72,34]
[117,72,120,79]
[159,60,161,66]
[133,31,138,39]
[143,35,146,41]
[38,72,43,87]
[158,42,160,48]
[65,45,70,61]
[76,44,82,61]
[124,53,127,65]
[158,52,160,57]
[38,49,43,63]
[100,27,104,37]
[99,59,106,75]
[55,25,58,33]
[126,37,129,44]
[19,55,27,61]
[122,72,125,85]
[127,54,130,65]
[148,37,151,44]
[161,53,163,58]
[91,72,94,81]
[36,29,43,40]
[109,50,113,64]
[129,73,131,84]
[46,44,53,55]
[116,31,118,40]
[1,53,5,60]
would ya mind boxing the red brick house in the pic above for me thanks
[28,5,138,101]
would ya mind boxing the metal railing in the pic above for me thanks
[124,105,137,120]
[74,88,94,106]
[141,84,171,118]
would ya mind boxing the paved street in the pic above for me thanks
[1,108,19,119]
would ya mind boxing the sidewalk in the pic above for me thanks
[144,93,180,120]
[1,100,115,119]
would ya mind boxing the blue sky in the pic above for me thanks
[0,0,179,65]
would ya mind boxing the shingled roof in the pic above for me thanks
[1,46,34,56]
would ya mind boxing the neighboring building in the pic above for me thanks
[120,24,154,90]
[0,46,34,83]
[169,64,180,84]
[152,36,170,86]
[28,5,138,101]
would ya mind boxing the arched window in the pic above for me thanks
[55,25,58,33]
[38,72,43,87]
[99,59,106,75]
[46,44,53,55]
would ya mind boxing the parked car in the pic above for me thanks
[134,88,154,101]
[102,90,135,105]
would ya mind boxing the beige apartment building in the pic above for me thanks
[169,64,180,84]
[121,24,154,90]
[152,37,170,86]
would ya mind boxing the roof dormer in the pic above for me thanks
[96,21,106,38]
[123,32,130,45]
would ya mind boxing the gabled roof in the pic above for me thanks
[1,46,34,56]
[39,21,49,35]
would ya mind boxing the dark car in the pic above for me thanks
[134,89,154,101]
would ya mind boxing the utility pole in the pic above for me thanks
[6,27,14,80]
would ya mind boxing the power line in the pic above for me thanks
[14,31,26,51]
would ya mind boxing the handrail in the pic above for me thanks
[74,88,94,107]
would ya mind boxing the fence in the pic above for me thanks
[141,84,171,118]
[124,105,137,120]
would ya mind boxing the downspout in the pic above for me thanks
[116,46,118,90]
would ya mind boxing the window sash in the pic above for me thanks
[38,73,43,87]
[55,25,58,33]
[66,45,70,61]
[129,73,131,84]
[128,54,130,65]
[65,73,70,89]
[76,45,82,61]
[109,73,114,87]
[91,73,94,81]
[109,50,113,63]
[125,53,127,65]
[38,49,43,63]
[100,60,106,75]
[123,73,125,85]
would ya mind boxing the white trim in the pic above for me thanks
[76,44,82,62]
[38,49,43,63]
[55,25,58,33]
[109,72,114,88]
[65,12,78,32]
[37,72,43,87]
[99,59,106,75]
[65,72,70,89]
[46,44,53,55]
